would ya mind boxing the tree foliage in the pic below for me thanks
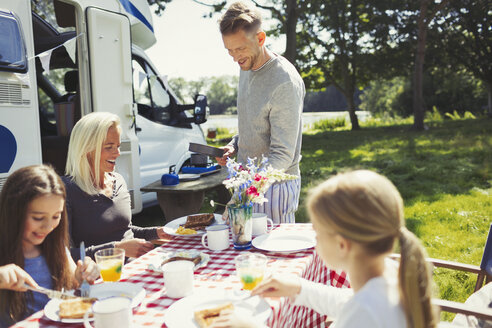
[360,69,487,117]
[168,75,237,114]
[206,76,238,114]
[436,0,492,117]
[150,0,490,124]
[296,0,406,130]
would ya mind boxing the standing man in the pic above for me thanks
[216,1,305,223]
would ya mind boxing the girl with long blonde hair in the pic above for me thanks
[212,170,437,328]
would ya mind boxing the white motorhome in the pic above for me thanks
[0,0,208,213]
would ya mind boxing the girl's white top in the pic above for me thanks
[293,259,407,328]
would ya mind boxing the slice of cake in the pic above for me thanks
[59,297,97,319]
[194,303,234,328]
[183,213,215,230]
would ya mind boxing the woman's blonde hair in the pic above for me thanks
[307,170,437,328]
[65,112,120,195]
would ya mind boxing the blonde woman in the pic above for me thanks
[64,112,167,260]
[212,170,437,328]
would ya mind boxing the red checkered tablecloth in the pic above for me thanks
[11,224,350,328]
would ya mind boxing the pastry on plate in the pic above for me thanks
[58,297,97,319]
[194,303,234,328]
[162,255,201,266]
[184,213,215,230]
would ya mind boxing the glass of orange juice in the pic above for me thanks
[95,248,125,282]
[235,253,267,291]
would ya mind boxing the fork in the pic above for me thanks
[79,241,90,298]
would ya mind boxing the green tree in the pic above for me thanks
[297,0,404,130]
[168,77,207,103]
[359,77,406,116]
[168,77,189,103]
[437,0,492,117]
[148,0,304,64]
[410,0,449,130]
[361,70,487,118]
[206,75,238,114]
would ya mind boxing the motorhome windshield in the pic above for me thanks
[0,10,27,73]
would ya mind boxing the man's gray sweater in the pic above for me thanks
[229,54,305,176]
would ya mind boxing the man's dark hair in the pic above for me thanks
[219,1,262,35]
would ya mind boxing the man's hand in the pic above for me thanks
[216,145,236,166]
[115,238,154,258]
[0,264,38,292]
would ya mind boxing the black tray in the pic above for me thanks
[189,142,224,157]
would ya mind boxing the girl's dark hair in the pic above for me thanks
[0,165,73,323]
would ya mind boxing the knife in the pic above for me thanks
[24,284,76,300]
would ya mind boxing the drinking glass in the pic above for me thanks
[235,253,267,291]
[95,248,125,282]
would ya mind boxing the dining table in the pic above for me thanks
[12,223,351,328]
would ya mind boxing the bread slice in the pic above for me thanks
[58,297,97,319]
[184,213,215,230]
[194,303,234,328]
[162,255,201,266]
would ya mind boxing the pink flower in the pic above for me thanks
[254,174,262,182]
[246,186,259,197]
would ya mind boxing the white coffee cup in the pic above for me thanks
[201,224,229,251]
[252,213,274,236]
[83,297,132,328]
[162,260,194,298]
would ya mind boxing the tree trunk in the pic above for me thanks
[347,94,360,130]
[487,82,492,118]
[413,0,429,130]
[283,0,297,64]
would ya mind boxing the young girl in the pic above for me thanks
[0,165,99,327]
[212,170,437,328]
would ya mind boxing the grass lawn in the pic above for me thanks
[298,118,491,320]
[136,117,492,321]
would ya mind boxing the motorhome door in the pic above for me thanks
[86,6,142,212]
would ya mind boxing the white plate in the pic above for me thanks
[163,213,224,237]
[44,298,93,324]
[44,282,145,323]
[148,250,210,272]
[164,289,272,328]
[252,231,316,253]
[89,282,145,307]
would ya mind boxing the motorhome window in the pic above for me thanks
[148,72,171,109]
[132,59,151,107]
[31,0,74,33]
[0,11,27,73]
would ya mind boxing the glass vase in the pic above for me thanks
[228,205,253,250]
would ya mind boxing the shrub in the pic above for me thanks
[310,117,346,131]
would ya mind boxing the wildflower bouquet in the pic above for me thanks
[221,157,296,249]
[223,156,296,208]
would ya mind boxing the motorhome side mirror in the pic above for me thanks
[193,94,208,124]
